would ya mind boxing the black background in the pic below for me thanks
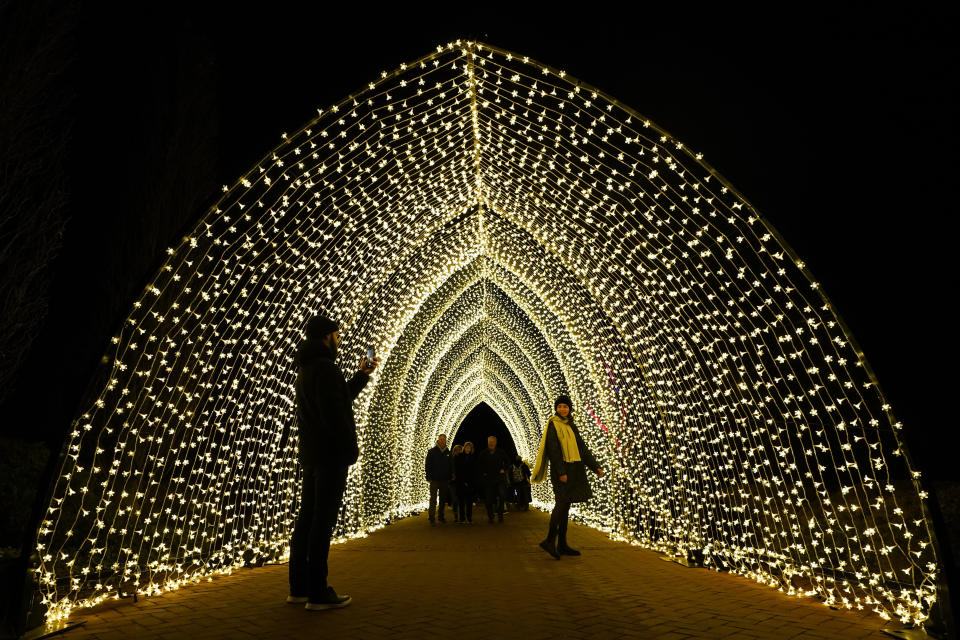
[1,4,954,482]
[454,403,517,458]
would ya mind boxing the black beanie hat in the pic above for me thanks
[306,315,338,339]
[554,395,573,412]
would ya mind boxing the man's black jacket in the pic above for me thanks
[476,447,509,485]
[425,446,453,481]
[294,338,369,468]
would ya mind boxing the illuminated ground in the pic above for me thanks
[59,507,887,640]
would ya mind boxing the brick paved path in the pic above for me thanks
[58,506,890,639]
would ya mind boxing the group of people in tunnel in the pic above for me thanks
[287,314,604,610]
[424,433,532,525]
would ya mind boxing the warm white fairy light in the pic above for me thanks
[35,40,939,627]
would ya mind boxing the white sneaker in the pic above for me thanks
[286,595,308,604]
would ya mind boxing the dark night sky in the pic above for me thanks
[455,403,517,458]
[3,5,955,479]
[202,7,958,480]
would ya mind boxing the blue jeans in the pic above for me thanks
[289,464,348,599]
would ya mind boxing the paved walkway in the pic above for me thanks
[57,507,890,639]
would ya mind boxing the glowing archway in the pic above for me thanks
[36,41,942,627]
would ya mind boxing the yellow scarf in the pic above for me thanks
[531,414,581,484]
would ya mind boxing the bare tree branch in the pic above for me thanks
[0,0,77,408]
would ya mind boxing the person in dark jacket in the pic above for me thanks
[508,454,532,511]
[454,441,477,524]
[532,395,603,559]
[449,444,463,521]
[477,435,510,523]
[288,314,377,610]
[425,434,453,524]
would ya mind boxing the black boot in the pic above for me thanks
[539,538,560,559]
[557,519,580,556]
[539,522,561,559]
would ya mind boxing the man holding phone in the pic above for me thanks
[288,314,377,610]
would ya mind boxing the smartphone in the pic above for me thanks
[366,347,376,364]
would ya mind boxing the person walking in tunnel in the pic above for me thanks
[454,440,477,524]
[509,454,532,511]
[288,314,377,610]
[532,395,603,559]
[478,435,509,523]
[449,444,463,521]
[425,433,453,525]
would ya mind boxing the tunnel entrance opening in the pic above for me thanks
[452,402,517,458]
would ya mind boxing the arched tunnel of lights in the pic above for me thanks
[36,41,944,627]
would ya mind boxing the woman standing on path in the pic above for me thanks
[454,441,477,524]
[531,395,603,559]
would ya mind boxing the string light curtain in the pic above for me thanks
[36,41,940,626]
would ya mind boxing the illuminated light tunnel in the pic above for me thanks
[36,40,943,626]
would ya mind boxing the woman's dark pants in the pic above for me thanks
[457,482,473,522]
[289,464,348,600]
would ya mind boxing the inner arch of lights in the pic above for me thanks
[36,41,942,626]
